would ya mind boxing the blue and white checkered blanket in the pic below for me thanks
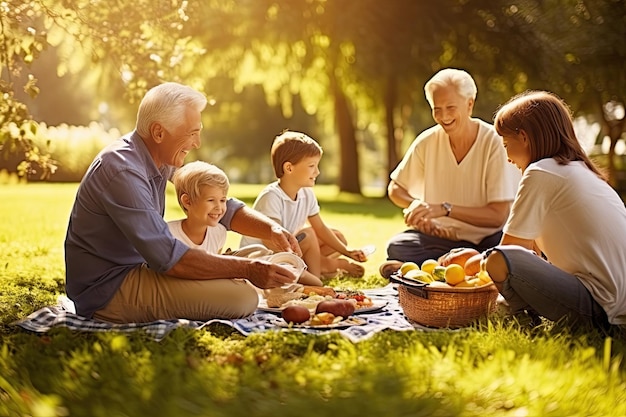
[13,284,432,342]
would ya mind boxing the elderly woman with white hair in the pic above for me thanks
[380,68,520,278]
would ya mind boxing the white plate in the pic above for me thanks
[361,244,376,258]
[257,300,388,315]
[353,301,388,314]
[271,316,367,329]
[263,252,307,280]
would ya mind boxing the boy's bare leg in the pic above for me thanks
[322,257,365,277]
[317,228,365,278]
[319,228,346,258]
[297,228,322,278]
[299,227,365,278]
[297,270,323,286]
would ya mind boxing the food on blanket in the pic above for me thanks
[269,286,374,313]
[403,269,433,283]
[302,286,336,297]
[335,290,374,309]
[282,294,333,311]
[439,248,480,268]
[464,253,482,276]
[309,312,341,326]
[315,299,355,318]
[266,292,304,308]
[282,305,311,324]
[264,285,305,308]
[400,262,419,276]
[420,259,439,274]
[444,264,466,286]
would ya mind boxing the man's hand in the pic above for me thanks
[230,206,302,256]
[269,226,303,256]
[245,258,298,289]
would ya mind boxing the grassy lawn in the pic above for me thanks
[1,183,625,417]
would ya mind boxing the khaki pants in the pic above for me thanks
[94,264,259,323]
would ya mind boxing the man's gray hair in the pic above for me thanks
[424,68,477,108]
[135,82,207,139]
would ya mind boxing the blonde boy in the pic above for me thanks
[168,161,229,253]
[240,131,367,284]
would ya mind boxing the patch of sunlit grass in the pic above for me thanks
[2,183,626,416]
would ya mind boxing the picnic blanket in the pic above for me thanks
[12,284,435,343]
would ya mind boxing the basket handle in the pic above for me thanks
[389,273,430,299]
[405,285,429,299]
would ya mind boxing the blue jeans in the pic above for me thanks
[386,229,502,265]
[490,245,609,329]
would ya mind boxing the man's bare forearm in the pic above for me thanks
[166,249,250,280]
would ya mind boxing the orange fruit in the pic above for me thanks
[444,264,466,286]
[476,270,493,284]
[421,259,439,274]
[421,259,439,275]
[464,253,482,276]
[455,277,482,288]
[404,269,433,283]
[431,266,447,282]
[400,262,419,276]
[440,248,480,267]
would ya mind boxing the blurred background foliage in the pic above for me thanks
[1,0,624,194]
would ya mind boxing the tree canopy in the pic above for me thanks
[2,0,624,189]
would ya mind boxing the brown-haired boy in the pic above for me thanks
[241,130,367,285]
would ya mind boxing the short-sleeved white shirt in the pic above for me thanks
[240,181,320,247]
[391,118,520,243]
[504,159,626,324]
[167,219,227,254]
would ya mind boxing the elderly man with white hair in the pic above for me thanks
[65,82,300,323]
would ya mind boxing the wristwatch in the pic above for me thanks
[442,202,452,217]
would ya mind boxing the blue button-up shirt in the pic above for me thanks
[64,131,244,317]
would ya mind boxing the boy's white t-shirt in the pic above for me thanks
[504,158,626,325]
[391,118,520,243]
[167,219,227,254]
[240,181,320,247]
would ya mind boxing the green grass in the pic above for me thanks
[1,183,626,417]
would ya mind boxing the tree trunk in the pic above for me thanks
[384,75,399,186]
[332,76,361,194]
[604,117,625,189]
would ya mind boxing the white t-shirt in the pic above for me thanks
[240,181,320,247]
[167,219,227,254]
[391,118,520,243]
[504,159,626,324]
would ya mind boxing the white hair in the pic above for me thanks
[424,68,477,108]
[135,82,207,139]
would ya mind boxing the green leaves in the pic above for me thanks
[2,0,625,187]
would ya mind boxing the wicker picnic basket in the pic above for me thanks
[392,274,499,328]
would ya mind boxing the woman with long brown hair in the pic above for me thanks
[483,90,626,329]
